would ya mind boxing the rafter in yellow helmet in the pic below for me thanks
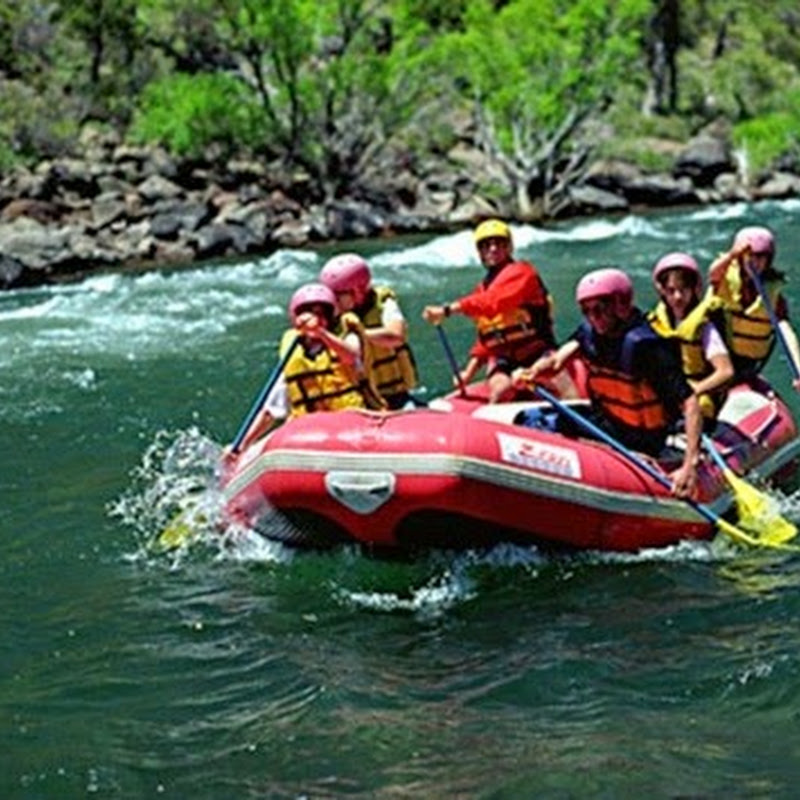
[474,219,511,244]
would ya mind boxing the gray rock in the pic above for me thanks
[624,174,699,206]
[567,185,629,214]
[674,137,734,187]
[0,254,25,288]
[190,222,240,258]
[149,201,212,239]
[91,192,128,231]
[137,174,184,202]
[754,172,800,199]
[0,218,73,270]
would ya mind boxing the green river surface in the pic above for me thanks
[4,200,800,799]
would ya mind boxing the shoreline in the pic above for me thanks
[2,129,799,292]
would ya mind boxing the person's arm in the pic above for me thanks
[459,355,484,386]
[642,339,700,498]
[708,243,749,288]
[458,263,545,318]
[777,318,800,390]
[231,374,287,454]
[366,296,407,349]
[318,328,362,367]
[688,324,734,397]
[422,263,546,324]
[422,299,463,325]
[298,312,361,367]
[235,407,276,454]
[513,340,580,387]
[689,352,734,398]
[670,392,701,499]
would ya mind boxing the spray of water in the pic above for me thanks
[107,426,225,549]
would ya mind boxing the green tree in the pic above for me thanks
[428,0,651,217]
[678,0,800,120]
[133,0,437,199]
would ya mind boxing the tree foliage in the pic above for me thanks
[130,0,438,199]
[424,0,650,215]
[1,0,800,213]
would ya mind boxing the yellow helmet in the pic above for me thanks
[474,218,511,245]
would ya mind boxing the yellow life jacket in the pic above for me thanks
[279,320,370,417]
[648,295,727,419]
[335,312,387,411]
[359,287,418,401]
[714,264,782,363]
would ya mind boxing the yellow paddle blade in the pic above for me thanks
[154,507,209,551]
[155,515,196,551]
[714,515,800,553]
[720,465,798,546]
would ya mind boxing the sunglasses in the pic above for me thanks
[477,237,510,250]
[580,298,612,318]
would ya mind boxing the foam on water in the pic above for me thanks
[338,567,477,618]
[0,250,318,368]
[108,427,226,549]
[372,214,666,274]
[4,197,800,372]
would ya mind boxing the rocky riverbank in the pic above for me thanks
[2,126,800,291]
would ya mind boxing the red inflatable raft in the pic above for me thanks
[220,380,799,553]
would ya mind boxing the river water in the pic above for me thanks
[4,200,800,799]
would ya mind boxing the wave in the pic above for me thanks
[3,197,800,370]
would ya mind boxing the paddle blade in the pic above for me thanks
[154,508,207,551]
[155,515,194,551]
[722,466,798,545]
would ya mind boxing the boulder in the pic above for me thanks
[673,137,734,187]
[565,185,629,215]
[0,254,25,288]
[754,172,800,199]
[137,174,184,203]
[623,174,699,206]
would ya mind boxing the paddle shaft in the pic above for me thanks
[436,325,467,397]
[701,432,798,545]
[231,336,300,454]
[533,385,725,530]
[747,266,800,380]
[701,433,729,473]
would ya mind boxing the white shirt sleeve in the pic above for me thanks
[262,373,289,419]
[380,295,405,326]
[264,332,363,419]
[343,331,364,370]
[701,321,729,361]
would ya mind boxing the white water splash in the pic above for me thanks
[334,544,551,618]
[108,426,225,549]
[338,566,478,618]
[63,367,97,391]
[219,524,296,565]
[586,538,722,565]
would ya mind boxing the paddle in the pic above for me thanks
[746,265,800,381]
[701,433,797,545]
[156,499,208,551]
[157,336,300,550]
[533,385,798,551]
[230,335,300,454]
[436,325,467,397]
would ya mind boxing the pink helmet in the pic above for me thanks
[575,268,634,304]
[319,253,371,294]
[733,226,775,257]
[652,252,702,289]
[288,282,337,320]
